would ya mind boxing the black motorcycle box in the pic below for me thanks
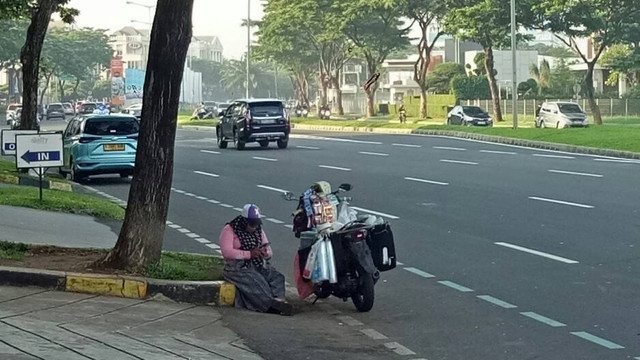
[366,222,397,272]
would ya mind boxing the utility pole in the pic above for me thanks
[246,0,251,99]
[511,0,518,129]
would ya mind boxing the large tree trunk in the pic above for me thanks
[319,72,328,116]
[365,58,378,118]
[331,70,344,116]
[20,0,57,130]
[585,62,602,125]
[414,26,432,119]
[98,0,195,271]
[484,46,503,122]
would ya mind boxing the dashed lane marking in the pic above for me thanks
[440,159,478,165]
[528,196,594,209]
[177,228,191,234]
[206,243,220,250]
[318,165,351,171]
[296,145,320,150]
[437,280,474,292]
[570,332,624,350]
[548,169,603,178]
[194,238,210,244]
[404,267,435,278]
[520,312,566,327]
[404,177,449,186]
[495,242,579,264]
[360,328,388,340]
[359,151,389,157]
[252,156,278,162]
[532,153,575,159]
[266,218,284,224]
[477,295,517,309]
[257,184,289,193]
[392,143,422,148]
[479,149,517,155]
[336,315,363,326]
[384,342,417,356]
[350,206,399,220]
[186,233,200,238]
[200,150,220,154]
[433,146,466,151]
[194,170,219,178]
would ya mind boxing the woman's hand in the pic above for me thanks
[250,248,264,259]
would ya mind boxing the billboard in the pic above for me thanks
[125,68,145,100]
[110,57,125,106]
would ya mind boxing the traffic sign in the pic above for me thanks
[15,133,63,169]
[1,129,38,156]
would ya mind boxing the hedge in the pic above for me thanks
[451,75,491,100]
[384,95,457,118]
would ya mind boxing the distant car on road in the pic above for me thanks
[62,102,74,116]
[78,102,97,115]
[46,103,66,120]
[216,99,290,150]
[59,114,139,182]
[447,105,493,126]
[535,101,588,128]
[215,103,232,116]
[121,103,142,120]
[203,101,218,113]
[6,103,21,124]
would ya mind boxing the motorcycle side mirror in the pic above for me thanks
[281,191,297,201]
[338,183,352,192]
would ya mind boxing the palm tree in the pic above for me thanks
[530,59,551,95]
[221,58,275,98]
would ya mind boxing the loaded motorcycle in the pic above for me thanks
[282,182,397,312]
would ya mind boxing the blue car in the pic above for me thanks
[59,114,139,182]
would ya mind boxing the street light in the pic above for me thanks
[130,20,151,27]
[126,1,154,24]
[246,0,251,99]
[510,0,517,129]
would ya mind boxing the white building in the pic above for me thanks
[464,50,539,91]
[379,53,445,104]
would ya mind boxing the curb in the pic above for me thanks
[0,173,72,191]
[0,265,236,305]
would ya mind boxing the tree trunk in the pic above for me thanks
[419,88,427,119]
[319,72,328,116]
[57,79,66,103]
[39,71,52,105]
[585,62,602,125]
[365,59,378,118]
[331,72,344,116]
[97,0,195,271]
[72,78,81,100]
[19,0,57,130]
[484,46,503,122]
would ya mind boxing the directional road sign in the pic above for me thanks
[15,133,63,169]
[1,129,38,156]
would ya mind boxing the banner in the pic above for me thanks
[110,57,125,106]
[125,68,145,100]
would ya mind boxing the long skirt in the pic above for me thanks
[223,260,286,312]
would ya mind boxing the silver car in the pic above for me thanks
[536,102,589,129]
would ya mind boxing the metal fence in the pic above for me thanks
[463,98,640,120]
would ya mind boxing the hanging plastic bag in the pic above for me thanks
[302,240,320,279]
[325,238,338,284]
[311,240,330,283]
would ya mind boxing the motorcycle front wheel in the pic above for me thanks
[351,268,375,312]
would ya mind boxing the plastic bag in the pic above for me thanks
[311,240,330,283]
[325,238,338,284]
[302,240,320,279]
[294,253,314,299]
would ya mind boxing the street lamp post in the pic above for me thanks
[126,1,154,24]
[511,0,517,129]
[246,0,251,99]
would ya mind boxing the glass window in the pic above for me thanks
[249,102,284,117]
[558,103,582,114]
[83,117,139,136]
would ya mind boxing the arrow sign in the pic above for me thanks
[20,150,61,163]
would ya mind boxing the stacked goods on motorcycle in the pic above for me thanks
[367,222,397,271]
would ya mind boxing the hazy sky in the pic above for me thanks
[65,0,264,60]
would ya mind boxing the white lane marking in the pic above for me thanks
[252,156,278,162]
[186,233,200,238]
[360,328,388,340]
[521,312,566,327]
[593,158,638,163]
[200,150,220,154]
[404,177,449,186]
[84,186,99,192]
[404,267,435,278]
[318,165,352,171]
[440,159,478,165]
[184,192,195,197]
[359,151,389,157]
[266,218,284,224]
[295,135,382,145]
[495,242,579,264]
[173,189,185,194]
[438,280,474,292]
[233,207,243,212]
[528,196,594,209]
[533,153,575,159]
[570,332,624,350]
[548,169,603,178]
[396,261,404,266]
[392,143,422,148]
[477,295,518,309]
[215,249,222,254]
[196,196,208,200]
[207,199,220,204]
[165,221,173,225]
[257,184,290,193]
[336,315,363,326]
[350,206,399,220]
[434,146,466,151]
[219,204,233,208]
[194,170,219,178]
[479,149,517,155]
[206,243,220,250]
[195,238,210,244]
[384,342,417,356]
[296,145,320,150]
[177,228,191,234]
[284,224,294,229]
[168,224,181,229]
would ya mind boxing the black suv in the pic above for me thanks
[216,99,290,150]
[78,102,97,114]
[46,103,66,120]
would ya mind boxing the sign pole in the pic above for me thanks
[39,167,43,201]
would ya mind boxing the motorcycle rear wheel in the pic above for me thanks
[351,268,375,312]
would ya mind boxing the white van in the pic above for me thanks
[535,102,589,128]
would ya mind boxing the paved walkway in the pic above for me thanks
[0,285,262,360]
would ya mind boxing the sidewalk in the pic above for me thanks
[0,285,262,360]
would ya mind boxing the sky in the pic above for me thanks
[65,0,264,60]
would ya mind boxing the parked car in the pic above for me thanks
[216,103,231,116]
[78,102,97,114]
[535,101,588,128]
[216,99,290,150]
[59,114,139,182]
[62,102,74,116]
[5,103,21,124]
[46,103,66,120]
[121,103,142,120]
[9,108,41,130]
[447,105,493,126]
[203,101,218,113]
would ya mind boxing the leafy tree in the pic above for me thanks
[520,43,574,58]
[600,44,640,87]
[517,78,538,97]
[546,58,580,97]
[531,0,640,125]
[450,74,491,100]
[98,0,195,271]
[425,62,466,93]
[443,0,532,122]
[190,58,226,100]
[529,59,551,95]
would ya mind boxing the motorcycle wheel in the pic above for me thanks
[351,268,375,312]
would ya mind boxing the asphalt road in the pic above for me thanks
[64,127,640,359]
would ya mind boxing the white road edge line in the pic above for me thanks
[336,315,363,326]
[440,159,478,165]
[434,146,466,151]
[548,169,603,178]
[360,329,388,340]
[384,342,417,356]
[404,177,449,186]
[200,150,220,154]
[194,238,210,244]
[206,243,220,250]
[528,196,594,209]
[296,145,320,150]
[194,170,219,178]
[252,156,278,162]
[593,158,638,164]
[359,151,389,157]
[479,149,517,155]
[350,206,399,220]
[532,153,575,159]
[318,165,352,171]
[257,185,289,193]
[392,143,422,148]
[495,242,579,264]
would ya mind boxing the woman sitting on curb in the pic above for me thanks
[219,204,293,316]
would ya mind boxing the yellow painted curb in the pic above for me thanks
[0,174,19,185]
[219,282,236,306]
[66,274,147,299]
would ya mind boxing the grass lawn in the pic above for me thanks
[0,241,31,260]
[177,114,219,127]
[0,158,68,183]
[0,187,125,220]
[145,251,224,281]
